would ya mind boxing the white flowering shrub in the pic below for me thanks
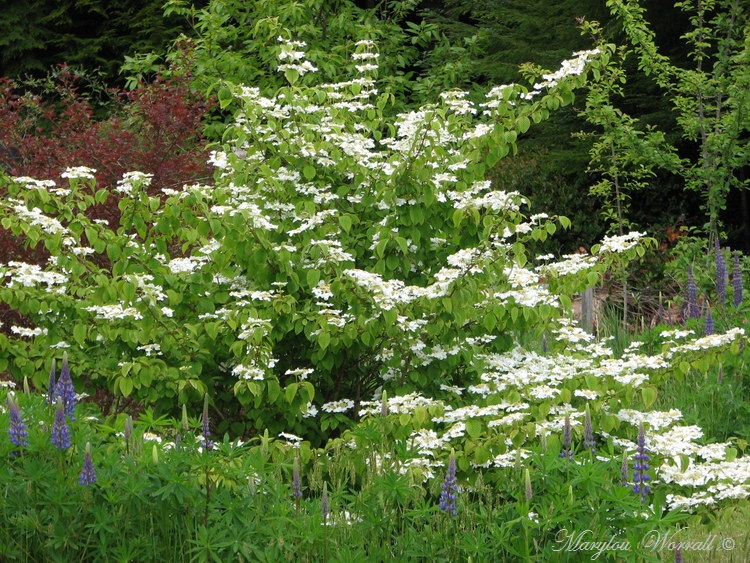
[1,33,746,497]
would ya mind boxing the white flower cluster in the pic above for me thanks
[665,328,745,356]
[359,392,444,416]
[3,261,68,288]
[116,171,153,195]
[277,37,318,76]
[232,363,266,381]
[13,176,57,189]
[540,253,597,277]
[166,255,210,275]
[448,181,523,213]
[597,231,646,254]
[11,202,68,236]
[11,326,48,338]
[322,399,355,413]
[61,166,96,180]
[85,304,144,321]
[532,49,601,91]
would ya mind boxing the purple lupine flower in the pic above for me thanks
[46,358,56,405]
[524,468,533,501]
[7,395,28,448]
[715,239,726,304]
[685,266,700,321]
[380,390,388,417]
[559,415,574,461]
[50,401,71,450]
[674,547,683,563]
[584,406,596,454]
[620,452,629,486]
[632,422,651,503]
[733,253,743,307]
[704,308,714,335]
[54,353,76,420]
[78,442,97,486]
[439,454,458,516]
[123,415,133,444]
[292,457,302,499]
[201,394,214,451]
[321,482,329,522]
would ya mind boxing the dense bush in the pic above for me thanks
[0,22,749,561]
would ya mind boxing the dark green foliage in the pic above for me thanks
[0,0,187,82]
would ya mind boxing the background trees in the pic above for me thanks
[0,0,187,82]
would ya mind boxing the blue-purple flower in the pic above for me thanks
[632,422,651,503]
[733,253,743,307]
[620,452,629,487]
[559,415,574,461]
[685,266,700,321]
[715,239,726,304]
[54,353,76,420]
[78,442,97,486]
[50,401,71,450]
[46,359,56,405]
[439,454,458,516]
[704,307,714,335]
[201,394,214,451]
[584,405,596,454]
[7,395,28,448]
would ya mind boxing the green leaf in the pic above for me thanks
[284,67,299,85]
[466,419,483,438]
[517,116,531,133]
[318,331,331,350]
[306,269,321,287]
[303,165,316,180]
[217,87,233,109]
[641,386,658,409]
[339,214,352,233]
[285,382,299,403]
[267,379,281,403]
[118,377,133,398]
[73,324,87,346]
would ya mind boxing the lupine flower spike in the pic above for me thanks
[46,358,56,405]
[439,453,458,516]
[51,399,72,450]
[733,253,743,307]
[524,468,533,501]
[321,481,329,523]
[201,394,214,451]
[584,405,596,454]
[704,307,714,335]
[292,456,302,500]
[715,239,726,304]
[559,415,574,461]
[674,547,683,563]
[78,442,97,486]
[7,394,29,448]
[55,352,77,420]
[124,415,134,453]
[632,422,651,503]
[685,266,700,321]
